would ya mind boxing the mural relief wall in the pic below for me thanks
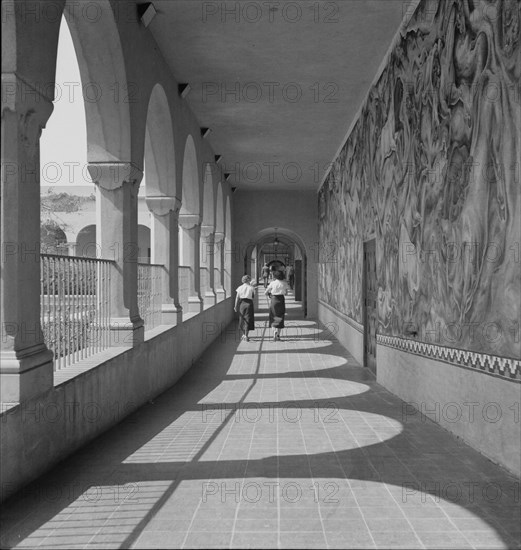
[318,0,520,360]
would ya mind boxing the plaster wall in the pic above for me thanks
[318,300,364,366]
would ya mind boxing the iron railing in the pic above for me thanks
[138,263,164,331]
[178,266,191,314]
[200,266,210,295]
[40,254,113,370]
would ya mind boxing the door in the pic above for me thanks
[363,239,377,374]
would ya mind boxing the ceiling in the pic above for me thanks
[149,0,406,191]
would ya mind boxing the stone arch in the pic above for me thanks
[215,183,225,234]
[178,135,202,312]
[249,227,308,258]
[144,84,176,198]
[62,0,131,162]
[224,194,232,293]
[76,224,97,258]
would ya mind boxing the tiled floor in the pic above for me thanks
[1,293,520,549]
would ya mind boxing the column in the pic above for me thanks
[147,196,183,325]
[200,225,216,309]
[88,162,144,346]
[178,214,203,314]
[1,75,54,403]
[224,236,232,296]
[66,242,77,256]
[214,232,226,302]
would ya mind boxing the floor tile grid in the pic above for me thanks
[131,343,255,548]
[21,468,143,549]
[274,334,282,549]
[182,316,271,548]
[230,345,274,547]
[155,412,212,463]
[329,367,495,550]
[176,397,239,549]
[375,395,516,549]
[312,375,380,550]
[328,371,468,548]
[289,367,329,548]
[0,461,123,550]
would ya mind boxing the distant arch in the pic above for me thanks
[76,224,97,258]
[248,227,308,257]
[247,227,308,316]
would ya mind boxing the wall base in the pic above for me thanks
[377,343,521,478]
[318,300,364,365]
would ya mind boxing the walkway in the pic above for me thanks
[0,293,519,549]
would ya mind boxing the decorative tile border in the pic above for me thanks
[377,335,521,381]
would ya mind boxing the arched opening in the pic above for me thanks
[62,0,131,162]
[76,225,97,258]
[141,83,178,324]
[178,136,202,314]
[224,195,232,295]
[41,0,132,201]
[213,183,226,301]
[40,14,89,245]
[40,0,132,261]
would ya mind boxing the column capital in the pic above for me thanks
[146,196,181,217]
[178,213,202,230]
[2,74,54,161]
[2,73,54,121]
[200,225,215,241]
[214,231,225,243]
[88,162,143,191]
